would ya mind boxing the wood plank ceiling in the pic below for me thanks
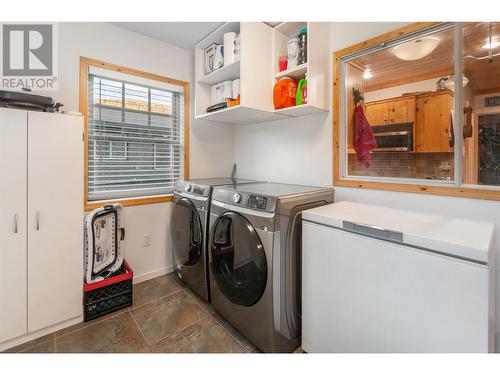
[464,22,500,95]
[352,23,500,95]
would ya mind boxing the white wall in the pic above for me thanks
[234,113,331,186]
[235,22,500,352]
[51,23,234,282]
[235,22,407,186]
[364,78,438,102]
[474,92,500,114]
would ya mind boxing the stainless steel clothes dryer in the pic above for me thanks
[171,178,256,302]
[208,182,334,352]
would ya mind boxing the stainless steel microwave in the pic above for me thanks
[372,123,413,152]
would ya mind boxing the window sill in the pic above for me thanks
[334,178,500,201]
[84,194,173,211]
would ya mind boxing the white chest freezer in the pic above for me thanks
[301,201,495,353]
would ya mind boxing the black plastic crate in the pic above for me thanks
[83,261,133,322]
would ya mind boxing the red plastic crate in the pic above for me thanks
[83,260,134,321]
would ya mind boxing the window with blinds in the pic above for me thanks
[87,72,184,201]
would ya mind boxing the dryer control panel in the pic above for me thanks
[174,180,210,198]
[192,185,205,195]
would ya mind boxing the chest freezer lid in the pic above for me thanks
[302,201,495,264]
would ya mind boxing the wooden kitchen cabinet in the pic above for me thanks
[415,92,453,153]
[364,97,415,126]
[388,97,415,124]
[364,102,389,126]
[363,91,453,153]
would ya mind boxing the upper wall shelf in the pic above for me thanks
[198,60,240,85]
[195,22,278,123]
[273,103,326,117]
[274,22,307,37]
[196,105,285,125]
[272,22,329,115]
[194,22,329,125]
[274,63,308,80]
[196,22,240,50]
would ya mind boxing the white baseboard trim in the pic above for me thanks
[0,315,82,352]
[133,265,173,284]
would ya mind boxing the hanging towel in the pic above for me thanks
[353,105,377,168]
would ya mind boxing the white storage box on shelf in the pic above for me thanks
[301,201,496,353]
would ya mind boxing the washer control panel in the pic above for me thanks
[212,189,277,213]
[246,195,268,210]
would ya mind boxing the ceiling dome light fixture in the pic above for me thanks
[363,69,373,79]
[392,36,440,61]
[482,40,500,49]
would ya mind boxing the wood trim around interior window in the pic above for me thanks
[80,56,189,210]
[332,22,500,201]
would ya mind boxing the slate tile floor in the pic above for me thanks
[3,274,304,353]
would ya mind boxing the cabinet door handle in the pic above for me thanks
[14,213,18,234]
[35,211,40,231]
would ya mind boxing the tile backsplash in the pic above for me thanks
[348,152,454,180]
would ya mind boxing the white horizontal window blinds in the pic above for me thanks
[87,72,184,201]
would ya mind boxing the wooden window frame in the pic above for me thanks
[80,57,190,210]
[333,22,500,201]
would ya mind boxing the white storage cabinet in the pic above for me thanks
[195,22,283,125]
[272,22,329,116]
[0,108,84,350]
[194,22,330,125]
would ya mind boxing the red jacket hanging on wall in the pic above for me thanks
[353,105,377,168]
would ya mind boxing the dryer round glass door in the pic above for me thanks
[171,197,203,268]
[210,212,267,306]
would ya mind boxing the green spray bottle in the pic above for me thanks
[296,78,307,106]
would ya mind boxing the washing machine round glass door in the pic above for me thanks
[210,212,267,306]
[171,197,203,268]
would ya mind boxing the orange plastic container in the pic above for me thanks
[273,77,297,109]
